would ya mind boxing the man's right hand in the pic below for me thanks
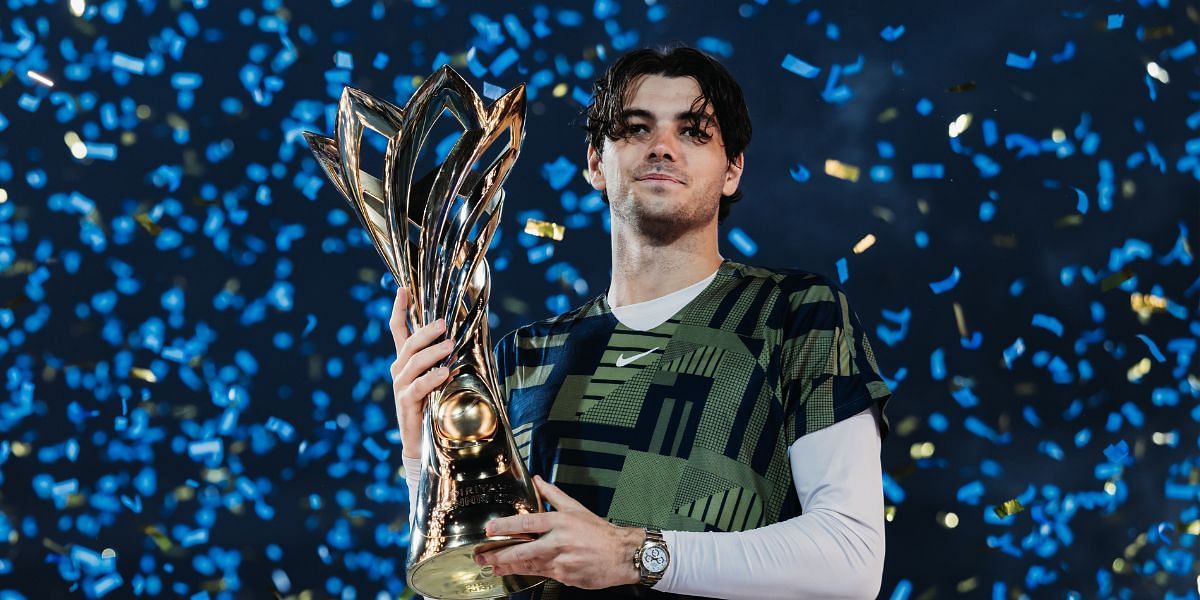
[389,287,455,460]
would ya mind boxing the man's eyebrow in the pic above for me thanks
[618,108,715,123]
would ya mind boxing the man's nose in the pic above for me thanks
[647,129,679,162]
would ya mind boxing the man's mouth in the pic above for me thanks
[637,174,683,184]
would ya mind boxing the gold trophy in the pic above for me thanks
[302,66,545,599]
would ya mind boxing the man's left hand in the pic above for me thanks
[474,475,644,589]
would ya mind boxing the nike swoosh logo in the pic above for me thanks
[615,347,660,367]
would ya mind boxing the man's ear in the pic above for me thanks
[722,152,745,197]
[586,144,606,192]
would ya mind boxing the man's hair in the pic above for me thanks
[582,45,752,224]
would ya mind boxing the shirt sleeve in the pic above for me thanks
[404,453,422,526]
[781,281,892,443]
[654,405,885,599]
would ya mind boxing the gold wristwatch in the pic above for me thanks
[633,527,670,586]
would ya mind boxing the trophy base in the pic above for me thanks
[408,537,546,599]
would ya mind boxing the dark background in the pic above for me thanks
[0,0,1197,598]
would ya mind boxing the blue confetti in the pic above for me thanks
[727,227,758,257]
[781,54,821,79]
[929,267,961,294]
[1031,314,1064,337]
[880,25,905,41]
[1005,50,1037,69]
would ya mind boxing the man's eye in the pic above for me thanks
[626,124,648,134]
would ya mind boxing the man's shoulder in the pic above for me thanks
[493,295,607,351]
[726,260,841,302]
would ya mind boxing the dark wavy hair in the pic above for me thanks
[582,45,752,224]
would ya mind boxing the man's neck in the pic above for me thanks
[607,221,724,308]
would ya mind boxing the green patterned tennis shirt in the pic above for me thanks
[494,259,892,599]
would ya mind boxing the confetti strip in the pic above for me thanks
[824,159,861,182]
[523,218,565,241]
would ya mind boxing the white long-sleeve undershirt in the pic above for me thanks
[401,267,885,598]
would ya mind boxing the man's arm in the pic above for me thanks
[654,405,885,599]
[402,405,885,598]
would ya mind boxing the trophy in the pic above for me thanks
[303,66,545,599]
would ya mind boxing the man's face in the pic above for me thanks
[586,74,744,243]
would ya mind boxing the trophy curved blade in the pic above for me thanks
[336,87,408,279]
[421,84,527,351]
[303,132,402,281]
[389,67,497,326]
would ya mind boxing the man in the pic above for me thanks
[391,46,892,599]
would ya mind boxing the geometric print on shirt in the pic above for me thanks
[493,259,893,600]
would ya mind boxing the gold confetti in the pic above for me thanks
[166,112,189,132]
[1185,520,1200,535]
[877,107,898,123]
[1101,267,1134,291]
[1151,431,1177,446]
[952,302,970,339]
[993,498,1024,519]
[134,213,163,236]
[1147,62,1170,85]
[69,0,86,16]
[0,188,7,203]
[201,579,228,592]
[136,104,151,119]
[42,537,69,555]
[936,511,959,528]
[11,441,30,457]
[1127,357,1151,382]
[851,234,876,254]
[101,548,117,559]
[26,70,54,87]
[946,81,977,93]
[894,415,920,437]
[144,526,173,552]
[956,577,978,593]
[1112,558,1127,573]
[883,505,896,522]
[947,113,973,138]
[552,83,568,98]
[1130,292,1168,315]
[1104,481,1118,495]
[824,159,860,182]
[131,367,158,383]
[1141,24,1174,38]
[524,218,565,241]
[1051,128,1067,143]
[909,442,935,460]
[870,206,894,223]
[1121,179,1136,198]
[64,131,86,160]
[1054,214,1084,228]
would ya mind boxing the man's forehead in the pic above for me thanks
[623,75,712,118]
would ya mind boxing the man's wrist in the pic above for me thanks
[620,526,645,585]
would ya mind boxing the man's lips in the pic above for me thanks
[637,174,683,184]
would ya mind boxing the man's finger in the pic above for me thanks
[477,537,551,569]
[389,287,410,356]
[485,512,557,536]
[533,475,586,512]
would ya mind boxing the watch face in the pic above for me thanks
[644,545,668,573]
